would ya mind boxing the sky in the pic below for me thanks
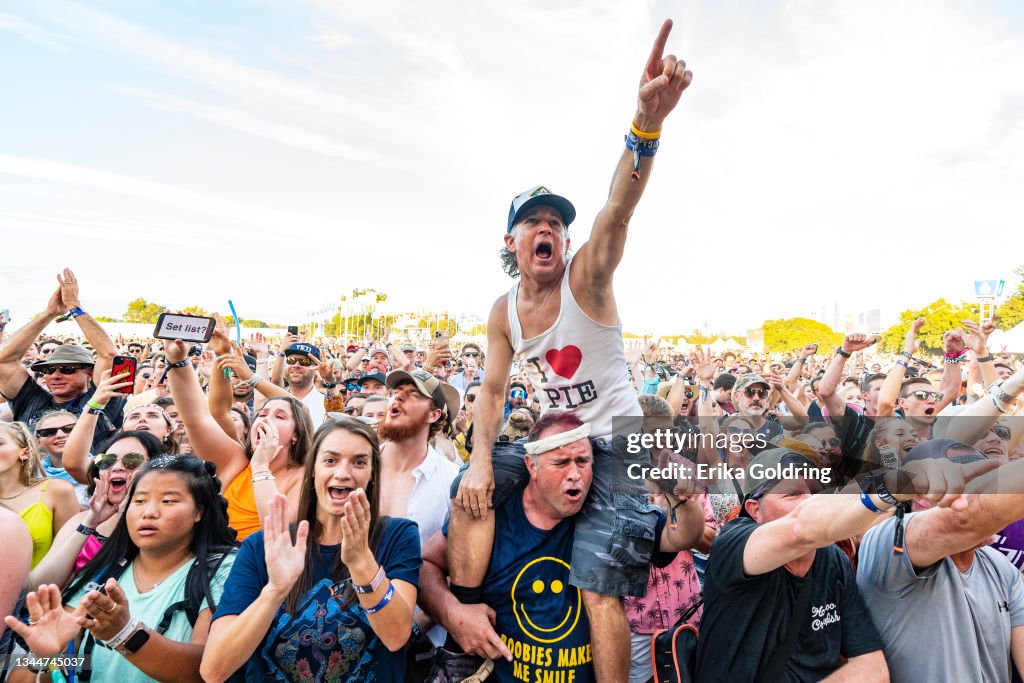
[1,0,1022,337]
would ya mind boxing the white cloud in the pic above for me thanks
[0,11,68,50]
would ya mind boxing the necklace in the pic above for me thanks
[133,555,195,591]
[0,486,28,501]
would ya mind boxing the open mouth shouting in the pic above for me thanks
[327,485,353,504]
[108,476,129,495]
[534,240,554,262]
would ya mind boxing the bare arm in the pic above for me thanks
[819,336,880,419]
[455,297,515,518]
[1012,626,1024,677]
[164,340,248,486]
[943,364,1024,444]
[47,480,82,543]
[572,21,692,293]
[878,319,923,418]
[208,356,241,442]
[658,496,705,552]
[822,651,888,682]
[0,510,32,638]
[0,285,65,399]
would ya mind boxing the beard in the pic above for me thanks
[378,410,427,443]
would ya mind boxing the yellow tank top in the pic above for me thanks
[225,466,261,541]
[20,480,54,568]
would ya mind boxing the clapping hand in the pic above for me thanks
[4,585,85,657]
[264,495,308,599]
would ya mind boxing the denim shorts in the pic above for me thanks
[450,436,659,597]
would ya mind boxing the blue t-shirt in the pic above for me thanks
[214,517,421,682]
[485,493,593,683]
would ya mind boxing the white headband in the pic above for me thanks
[524,422,592,455]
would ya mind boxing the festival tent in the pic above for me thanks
[989,322,1024,354]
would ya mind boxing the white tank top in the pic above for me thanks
[507,260,641,437]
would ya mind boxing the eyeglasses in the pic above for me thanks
[743,387,769,399]
[39,365,86,376]
[94,452,146,471]
[285,356,315,367]
[463,351,480,358]
[36,425,76,438]
[994,425,1012,440]
[465,393,477,403]
[904,390,943,402]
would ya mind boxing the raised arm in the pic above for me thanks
[57,270,116,379]
[165,339,248,486]
[0,282,65,400]
[572,20,693,290]
[943,364,1024,444]
[63,369,133,484]
[964,320,998,389]
[819,335,878,419]
[742,457,998,576]
[877,318,924,418]
[786,345,816,394]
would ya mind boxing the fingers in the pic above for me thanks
[294,519,309,553]
[646,18,673,74]
[490,628,514,661]
[3,615,28,638]
[639,74,670,102]
[105,578,126,604]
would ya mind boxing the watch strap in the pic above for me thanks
[353,565,386,594]
[116,622,151,655]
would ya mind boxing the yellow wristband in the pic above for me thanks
[630,123,661,140]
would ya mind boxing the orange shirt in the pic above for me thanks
[225,465,261,541]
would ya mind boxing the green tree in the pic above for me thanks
[182,305,210,317]
[94,316,119,322]
[240,319,269,328]
[762,318,842,353]
[994,266,1024,330]
[123,298,166,323]
[878,298,979,356]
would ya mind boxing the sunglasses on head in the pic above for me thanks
[743,387,768,399]
[904,390,943,402]
[285,355,315,367]
[36,425,76,438]
[94,452,146,471]
[40,365,86,376]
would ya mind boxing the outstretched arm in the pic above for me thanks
[58,270,116,379]
[0,282,66,400]
[573,20,693,293]
[877,318,924,418]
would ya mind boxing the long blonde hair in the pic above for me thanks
[0,422,46,487]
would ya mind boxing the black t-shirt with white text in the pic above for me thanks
[695,517,882,682]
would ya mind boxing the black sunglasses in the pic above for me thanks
[39,365,87,376]
[36,425,76,437]
[743,387,769,399]
[463,351,480,358]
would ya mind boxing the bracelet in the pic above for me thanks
[353,565,386,594]
[944,356,963,364]
[992,395,1010,414]
[624,130,660,181]
[363,582,395,614]
[859,492,887,514]
[87,399,107,410]
[321,381,337,389]
[102,616,139,650]
[167,358,191,370]
[795,357,806,364]
[247,375,262,388]
[900,351,913,359]
[251,474,276,483]
[976,354,994,363]
[411,620,423,640]
[835,347,851,359]
[630,122,661,140]
[76,523,97,536]
[873,476,900,506]
[896,360,909,369]
[990,381,1015,406]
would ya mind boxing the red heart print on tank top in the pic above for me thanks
[545,346,583,379]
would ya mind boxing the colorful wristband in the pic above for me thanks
[363,582,395,614]
[630,122,661,140]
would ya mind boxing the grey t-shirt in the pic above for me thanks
[858,513,1024,683]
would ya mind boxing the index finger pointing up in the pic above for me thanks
[646,19,673,73]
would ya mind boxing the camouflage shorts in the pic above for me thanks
[450,437,659,598]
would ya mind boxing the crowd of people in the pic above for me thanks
[2,19,1023,683]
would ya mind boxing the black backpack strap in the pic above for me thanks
[756,569,814,683]
[155,551,231,634]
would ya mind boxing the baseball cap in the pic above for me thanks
[243,354,257,372]
[739,449,820,517]
[285,343,321,362]
[386,369,461,423]
[401,343,415,353]
[507,186,576,233]
[358,371,387,387]
[31,345,95,371]
[734,373,769,393]
[346,345,359,353]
